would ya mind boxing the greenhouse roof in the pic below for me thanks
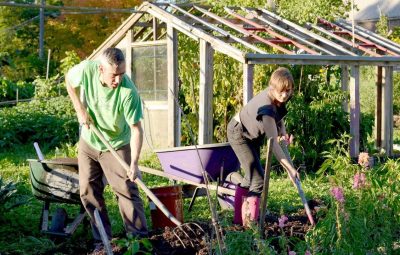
[90,1,400,66]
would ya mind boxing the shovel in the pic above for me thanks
[279,139,315,226]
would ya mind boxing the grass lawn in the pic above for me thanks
[1,144,324,254]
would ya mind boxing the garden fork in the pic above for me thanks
[90,124,205,248]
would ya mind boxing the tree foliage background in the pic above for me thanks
[0,0,141,81]
[0,0,399,168]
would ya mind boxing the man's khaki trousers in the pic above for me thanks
[78,139,148,241]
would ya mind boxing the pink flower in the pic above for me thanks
[353,172,367,189]
[278,215,288,228]
[330,187,345,203]
[288,251,296,255]
[358,152,370,168]
[305,251,312,255]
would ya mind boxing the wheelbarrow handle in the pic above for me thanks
[90,124,182,227]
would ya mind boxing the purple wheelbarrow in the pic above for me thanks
[154,142,243,210]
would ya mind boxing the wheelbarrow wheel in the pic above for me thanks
[50,207,68,233]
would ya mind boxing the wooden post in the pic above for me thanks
[167,25,180,147]
[375,66,382,148]
[38,0,45,59]
[349,65,360,157]
[340,65,349,112]
[381,66,393,155]
[46,49,51,80]
[243,64,254,104]
[153,18,158,99]
[125,30,133,79]
[153,17,158,40]
[199,39,214,145]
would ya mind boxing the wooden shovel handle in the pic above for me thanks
[90,124,182,227]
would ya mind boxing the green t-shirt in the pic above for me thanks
[67,60,143,151]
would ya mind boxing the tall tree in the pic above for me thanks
[0,0,141,81]
[46,0,142,60]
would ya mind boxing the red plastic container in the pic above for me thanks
[149,186,183,229]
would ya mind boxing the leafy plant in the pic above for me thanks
[33,74,66,99]
[113,234,153,255]
[307,139,400,254]
[59,50,81,75]
[0,77,34,101]
[0,96,78,151]
[0,176,28,218]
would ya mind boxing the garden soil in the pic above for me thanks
[47,200,322,255]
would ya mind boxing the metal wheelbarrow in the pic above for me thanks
[27,144,86,237]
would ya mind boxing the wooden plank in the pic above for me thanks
[382,66,394,155]
[349,65,360,157]
[125,30,132,79]
[177,15,255,26]
[172,4,266,54]
[146,4,246,63]
[139,165,236,196]
[152,17,158,41]
[167,25,180,147]
[340,65,349,112]
[243,63,254,104]
[245,8,334,55]
[246,53,400,66]
[375,66,382,148]
[259,8,356,56]
[133,26,147,41]
[199,40,214,145]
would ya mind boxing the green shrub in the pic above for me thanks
[0,96,78,151]
[285,66,373,169]
[0,77,34,101]
[0,177,29,221]
[33,74,66,99]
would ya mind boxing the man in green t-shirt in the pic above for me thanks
[66,48,148,249]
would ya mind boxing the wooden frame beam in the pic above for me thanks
[246,54,400,66]
[147,3,246,63]
[167,25,180,147]
[243,64,254,104]
[381,66,394,155]
[375,66,383,148]
[89,4,148,60]
[125,30,133,79]
[199,40,214,145]
[349,65,360,157]
[340,65,349,112]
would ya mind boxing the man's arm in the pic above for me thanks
[65,77,91,128]
[128,121,143,181]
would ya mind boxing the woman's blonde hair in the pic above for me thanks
[268,67,294,93]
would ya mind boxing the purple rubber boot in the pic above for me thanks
[241,196,260,227]
[233,186,249,225]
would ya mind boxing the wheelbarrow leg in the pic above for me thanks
[65,204,87,235]
[40,201,50,232]
[188,187,201,212]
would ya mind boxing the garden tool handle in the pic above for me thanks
[294,178,315,225]
[90,124,183,227]
[279,140,315,226]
